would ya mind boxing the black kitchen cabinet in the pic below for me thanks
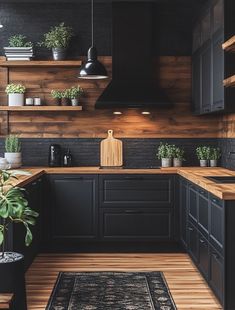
[187,221,198,262]
[47,175,98,245]
[100,208,173,241]
[188,183,198,224]
[8,177,43,270]
[210,194,224,254]
[179,178,188,248]
[198,233,209,279]
[198,189,209,236]
[209,246,224,303]
[192,51,201,114]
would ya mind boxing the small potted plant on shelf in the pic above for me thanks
[38,22,74,60]
[51,89,63,106]
[0,169,39,310]
[61,88,70,106]
[209,147,221,167]
[157,142,174,167]
[4,34,34,61]
[68,86,84,106]
[172,146,185,167]
[4,135,22,168]
[5,83,26,107]
[196,146,210,167]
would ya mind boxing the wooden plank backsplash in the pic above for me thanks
[0,56,223,138]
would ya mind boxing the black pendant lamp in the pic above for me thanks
[79,0,108,79]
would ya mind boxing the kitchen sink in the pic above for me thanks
[206,176,235,183]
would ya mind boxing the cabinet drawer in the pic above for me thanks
[198,192,209,236]
[198,234,209,280]
[100,208,173,240]
[99,175,174,208]
[187,221,198,263]
[210,195,224,254]
[188,184,198,224]
[209,246,224,304]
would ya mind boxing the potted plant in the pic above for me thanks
[0,170,39,310]
[5,135,22,168]
[4,35,34,61]
[157,142,174,167]
[5,83,26,106]
[172,146,185,167]
[196,146,210,167]
[209,147,221,167]
[51,89,62,106]
[8,34,33,48]
[68,86,84,106]
[38,22,73,60]
[61,89,70,106]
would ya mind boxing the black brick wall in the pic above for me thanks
[0,138,219,168]
[219,138,235,170]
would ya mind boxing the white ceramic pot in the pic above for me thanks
[4,152,22,168]
[210,159,218,167]
[8,93,24,106]
[71,98,79,106]
[161,158,172,168]
[200,159,208,167]
[173,158,183,167]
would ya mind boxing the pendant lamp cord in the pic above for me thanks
[91,0,94,47]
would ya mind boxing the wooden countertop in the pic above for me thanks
[10,166,235,200]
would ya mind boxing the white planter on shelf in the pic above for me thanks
[4,152,22,168]
[8,93,24,106]
[173,158,183,167]
[161,158,172,168]
[199,159,208,167]
[71,98,79,106]
[210,159,218,167]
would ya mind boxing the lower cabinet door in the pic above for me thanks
[100,209,173,240]
[209,246,224,304]
[198,234,209,279]
[187,222,198,262]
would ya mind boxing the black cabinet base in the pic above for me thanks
[43,241,184,253]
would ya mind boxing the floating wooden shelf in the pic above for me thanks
[0,60,82,67]
[223,75,235,87]
[0,106,83,111]
[222,36,235,52]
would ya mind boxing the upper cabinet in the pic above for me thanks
[192,0,235,115]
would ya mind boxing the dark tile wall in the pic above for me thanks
[0,138,219,168]
[219,138,235,170]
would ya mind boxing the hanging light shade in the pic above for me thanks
[79,0,108,79]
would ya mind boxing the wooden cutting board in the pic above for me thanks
[100,130,123,168]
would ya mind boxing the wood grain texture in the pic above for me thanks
[100,130,123,167]
[0,56,222,138]
[25,253,221,310]
[0,60,82,67]
[223,75,235,87]
[0,106,82,111]
[222,36,235,52]
[14,167,235,200]
[0,294,13,309]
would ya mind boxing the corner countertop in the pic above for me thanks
[9,166,235,200]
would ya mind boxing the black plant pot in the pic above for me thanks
[0,252,27,310]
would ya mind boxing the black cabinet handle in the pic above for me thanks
[200,190,205,195]
[212,198,218,204]
[199,239,205,244]
[188,227,193,231]
[124,210,143,214]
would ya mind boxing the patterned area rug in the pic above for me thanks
[46,271,176,310]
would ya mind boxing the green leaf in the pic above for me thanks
[24,224,33,246]
[0,231,3,245]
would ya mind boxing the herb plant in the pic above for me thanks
[157,143,174,159]
[0,170,39,258]
[173,147,185,160]
[209,147,221,160]
[5,84,26,94]
[51,90,63,99]
[196,146,210,160]
[5,135,21,153]
[8,34,33,48]
[67,86,83,99]
[38,22,74,49]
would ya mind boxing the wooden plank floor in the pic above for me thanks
[26,253,222,310]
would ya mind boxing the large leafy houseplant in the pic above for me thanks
[0,170,39,258]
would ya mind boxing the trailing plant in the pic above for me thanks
[209,147,221,160]
[5,84,26,94]
[157,143,174,159]
[196,146,210,160]
[8,34,33,48]
[0,170,39,258]
[51,89,63,99]
[5,135,21,153]
[173,146,185,160]
[67,86,84,99]
[38,22,74,49]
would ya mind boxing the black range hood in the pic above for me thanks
[95,2,172,109]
